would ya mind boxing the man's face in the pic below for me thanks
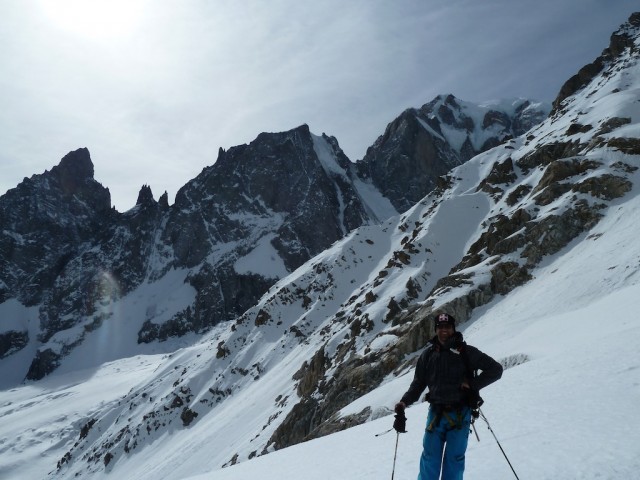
[436,323,454,344]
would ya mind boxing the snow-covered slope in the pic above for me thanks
[188,274,640,480]
[5,190,640,478]
[1,11,639,480]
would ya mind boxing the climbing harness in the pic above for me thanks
[426,404,467,432]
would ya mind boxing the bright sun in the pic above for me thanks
[39,0,146,41]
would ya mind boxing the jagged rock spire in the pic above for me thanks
[136,184,155,206]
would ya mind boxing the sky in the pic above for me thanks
[1,32,640,477]
[0,0,637,211]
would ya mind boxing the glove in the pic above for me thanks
[393,411,407,433]
[393,403,407,433]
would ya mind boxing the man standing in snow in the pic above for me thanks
[395,312,502,480]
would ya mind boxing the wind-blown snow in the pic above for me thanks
[45,268,198,380]
[351,176,398,222]
[311,133,348,180]
[234,233,288,279]
[0,299,34,334]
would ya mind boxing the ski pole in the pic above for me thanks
[391,431,400,480]
[478,408,521,480]
[374,426,394,437]
[470,419,480,442]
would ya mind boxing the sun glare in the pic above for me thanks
[39,0,146,41]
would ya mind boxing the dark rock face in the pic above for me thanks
[26,348,61,379]
[0,148,117,369]
[355,109,460,214]
[0,148,112,307]
[552,12,640,114]
[3,127,378,376]
[0,330,28,359]
[168,125,370,271]
[357,95,549,212]
[1,126,393,378]
[147,125,376,340]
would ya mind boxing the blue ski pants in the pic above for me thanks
[418,405,471,480]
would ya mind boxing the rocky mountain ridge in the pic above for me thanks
[356,96,549,212]
[28,12,640,478]
[0,98,546,381]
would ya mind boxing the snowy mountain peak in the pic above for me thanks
[419,94,549,153]
[356,94,549,212]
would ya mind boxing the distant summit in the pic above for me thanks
[356,94,550,212]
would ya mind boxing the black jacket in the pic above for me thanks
[400,334,503,406]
